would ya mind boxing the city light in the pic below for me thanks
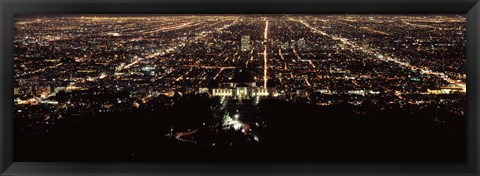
[14,15,466,161]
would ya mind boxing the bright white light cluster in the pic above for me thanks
[223,113,243,131]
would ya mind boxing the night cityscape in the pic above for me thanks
[14,15,466,162]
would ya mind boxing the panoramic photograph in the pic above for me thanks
[13,15,466,162]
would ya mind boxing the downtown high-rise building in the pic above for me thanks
[241,35,251,51]
[297,38,306,51]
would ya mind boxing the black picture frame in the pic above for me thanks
[1,0,479,175]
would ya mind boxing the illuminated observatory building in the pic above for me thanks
[211,71,272,98]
